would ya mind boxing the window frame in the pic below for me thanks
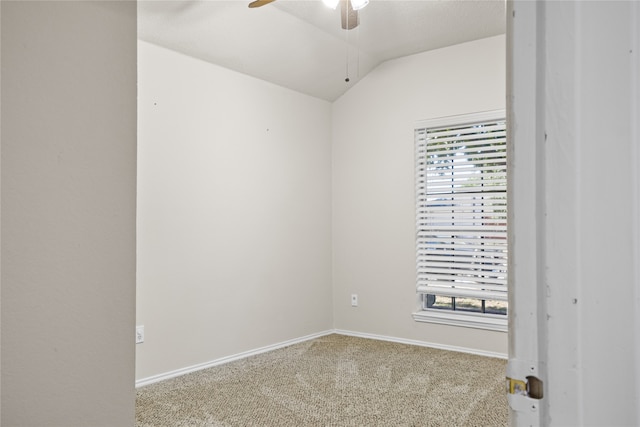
[412,110,508,332]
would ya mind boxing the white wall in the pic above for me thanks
[332,35,507,355]
[509,1,640,425]
[1,2,137,425]
[136,41,333,381]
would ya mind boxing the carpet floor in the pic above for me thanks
[136,334,508,426]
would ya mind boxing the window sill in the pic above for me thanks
[412,309,508,332]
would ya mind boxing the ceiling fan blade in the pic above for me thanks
[340,0,359,30]
[248,0,276,8]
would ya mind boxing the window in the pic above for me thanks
[413,111,507,332]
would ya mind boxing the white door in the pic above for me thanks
[507,1,640,425]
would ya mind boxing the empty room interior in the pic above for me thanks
[3,1,640,426]
[134,1,511,424]
[135,0,508,422]
[135,0,507,384]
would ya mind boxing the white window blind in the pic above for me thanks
[415,113,507,316]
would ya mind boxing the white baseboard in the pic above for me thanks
[333,329,508,360]
[136,328,507,388]
[135,329,334,388]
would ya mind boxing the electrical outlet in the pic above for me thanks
[351,294,358,307]
[136,325,145,344]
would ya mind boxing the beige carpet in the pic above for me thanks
[136,334,508,426]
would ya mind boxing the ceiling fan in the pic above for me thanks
[248,0,368,30]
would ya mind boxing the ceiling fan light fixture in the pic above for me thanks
[322,0,340,9]
[350,0,369,11]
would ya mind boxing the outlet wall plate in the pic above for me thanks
[136,325,145,344]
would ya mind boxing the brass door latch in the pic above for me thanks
[507,375,543,399]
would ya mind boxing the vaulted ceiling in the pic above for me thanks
[138,0,506,101]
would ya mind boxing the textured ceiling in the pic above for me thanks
[138,0,506,101]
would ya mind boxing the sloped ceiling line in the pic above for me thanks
[138,0,506,101]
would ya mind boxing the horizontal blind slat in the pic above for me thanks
[427,171,507,182]
[418,251,508,260]
[426,154,507,166]
[416,285,508,301]
[426,140,506,156]
[417,281,507,294]
[417,260,507,272]
[427,121,506,134]
[417,279,507,292]
[418,272,507,285]
[424,122,506,138]
[417,207,506,214]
